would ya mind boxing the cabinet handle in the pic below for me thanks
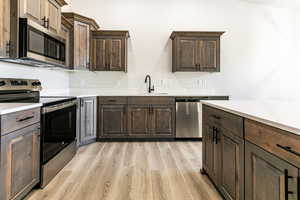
[108,99,117,103]
[17,116,34,122]
[277,144,300,157]
[212,115,221,120]
[212,127,216,143]
[42,17,49,28]
[6,41,11,56]
[284,169,294,200]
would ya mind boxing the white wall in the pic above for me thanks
[0,62,70,95]
[65,0,300,99]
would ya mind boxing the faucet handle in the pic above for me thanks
[151,85,155,92]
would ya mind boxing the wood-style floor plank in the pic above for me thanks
[26,142,222,200]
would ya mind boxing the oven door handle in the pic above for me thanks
[42,100,77,114]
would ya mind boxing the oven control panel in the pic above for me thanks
[0,78,42,91]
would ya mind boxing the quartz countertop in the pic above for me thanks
[0,103,42,115]
[202,100,300,136]
[43,91,230,98]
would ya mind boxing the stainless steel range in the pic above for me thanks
[0,78,77,188]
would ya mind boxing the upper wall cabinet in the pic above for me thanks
[19,0,67,35]
[170,31,224,72]
[0,0,10,58]
[60,16,73,69]
[62,12,100,70]
[91,31,130,72]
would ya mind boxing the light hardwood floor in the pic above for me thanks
[26,142,222,200]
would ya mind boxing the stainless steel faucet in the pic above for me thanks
[144,75,155,93]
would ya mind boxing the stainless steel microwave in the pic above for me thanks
[18,18,66,67]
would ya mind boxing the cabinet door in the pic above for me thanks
[175,38,197,71]
[46,0,61,34]
[19,0,43,25]
[219,131,244,200]
[197,39,219,72]
[0,0,10,57]
[202,124,220,185]
[91,38,108,71]
[61,23,71,68]
[0,124,40,200]
[80,97,97,145]
[151,105,174,137]
[100,105,127,137]
[74,21,90,70]
[245,141,298,200]
[127,105,150,137]
[109,39,124,71]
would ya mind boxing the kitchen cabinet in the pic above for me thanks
[78,97,97,146]
[170,31,224,72]
[152,106,175,137]
[0,0,10,58]
[100,105,127,138]
[98,96,175,139]
[202,111,221,185]
[91,31,129,72]
[219,130,244,200]
[1,123,40,200]
[61,16,73,69]
[19,0,66,34]
[62,12,100,70]
[245,141,298,200]
[202,105,244,200]
[127,105,151,137]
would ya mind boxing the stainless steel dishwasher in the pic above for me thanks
[176,97,228,139]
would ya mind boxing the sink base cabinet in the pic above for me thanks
[0,124,40,200]
[98,97,175,139]
[245,141,298,200]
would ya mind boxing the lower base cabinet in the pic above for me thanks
[219,131,244,200]
[98,97,175,139]
[100,104,127,138]
[245,141,298,200]
[0,124,40,200]
[78,97,97,146]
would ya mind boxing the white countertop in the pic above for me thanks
[0,103,42,115]
[202,100,300,136]
[43,91,230,98]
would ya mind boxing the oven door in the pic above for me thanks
[42,103,76,164]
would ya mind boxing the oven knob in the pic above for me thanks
[0,81,6,86]
[32,81,41,86]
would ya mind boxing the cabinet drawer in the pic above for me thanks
[203,105,243,138]
[245,119,300,168]
[128,97,175,105]
[98,97,127,104]
[1,108,40,135]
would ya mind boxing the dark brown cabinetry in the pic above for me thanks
[100,105,127,137]
[60,16,73,69]
[170,32,224,72]
[245,141,298,200]
[78,97,97,146]
[62,12,100,70]
[98,96,175,139]
[91,31,129,72]
[202,105,244,200]
[127,105,150,137]
[19,0,66,35]
[0,108,41,200]
[1,124,40,200]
